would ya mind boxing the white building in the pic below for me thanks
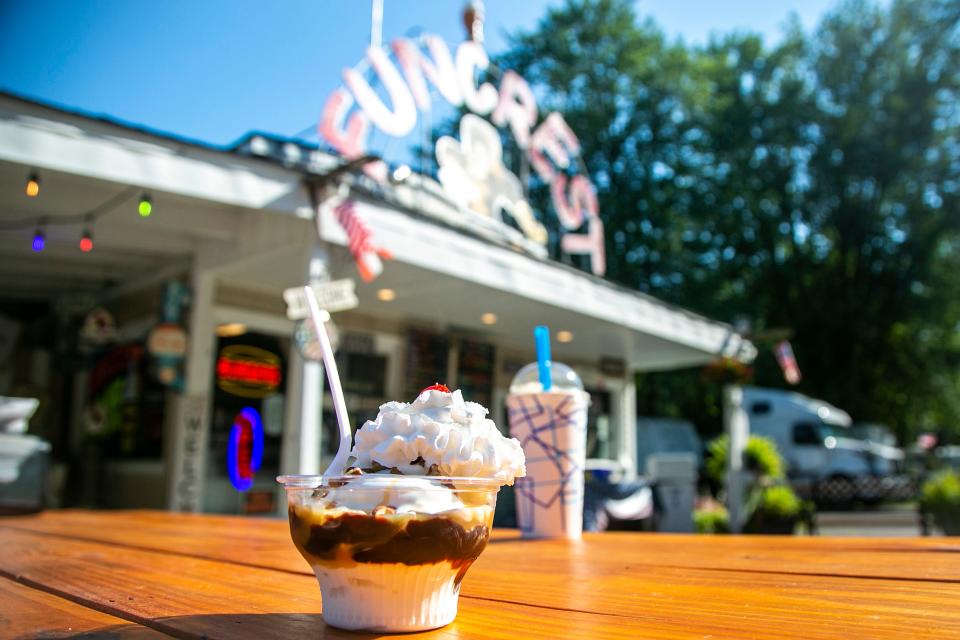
[0,92,754,515]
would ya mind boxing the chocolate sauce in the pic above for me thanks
[290,508,489,567]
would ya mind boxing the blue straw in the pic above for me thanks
[534,325,552,391]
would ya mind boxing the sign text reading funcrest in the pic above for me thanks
[320,34,605,276]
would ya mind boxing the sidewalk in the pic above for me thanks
[815,505,924,537]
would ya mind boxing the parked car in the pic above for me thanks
[850,422,898,448]
[743,387,906,505]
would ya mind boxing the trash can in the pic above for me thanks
[646,453,697,533]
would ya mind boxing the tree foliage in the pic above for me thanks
[497,0,960,442]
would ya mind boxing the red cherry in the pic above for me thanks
[421,383,450,394]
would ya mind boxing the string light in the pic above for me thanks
[0,188,139,252]
[25,173,40,197]
[32,225,45,252]
[79,224,93,253]
[138,193,152,217]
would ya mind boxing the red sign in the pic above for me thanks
[216,345,281,398]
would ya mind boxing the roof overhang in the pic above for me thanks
[315,193,756,370]
[0,92,755,370]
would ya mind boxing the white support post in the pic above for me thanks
[723,384,749,533]
[167,265,216,512]
[619,377,638,480]
[280,349,304,475]
[296,246,330,475]
[299,358,323,474]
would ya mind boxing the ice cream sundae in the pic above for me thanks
[279,383,525,631]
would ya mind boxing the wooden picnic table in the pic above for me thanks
[1,510,958,639]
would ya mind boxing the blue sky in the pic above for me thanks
[0,0,836,151]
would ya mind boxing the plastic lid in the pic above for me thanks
[509,361,584,393]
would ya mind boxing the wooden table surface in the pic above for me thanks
[2,510,959,639]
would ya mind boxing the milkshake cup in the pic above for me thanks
[507,362,589,539]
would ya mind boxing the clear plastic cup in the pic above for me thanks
[509,361,586,395]
[278,474,500,632]
[507,361,589,538]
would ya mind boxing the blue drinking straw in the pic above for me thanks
[534,325,552,391]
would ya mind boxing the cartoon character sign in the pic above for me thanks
[436,114,547,244]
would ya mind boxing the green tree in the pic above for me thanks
[496,0,960,443]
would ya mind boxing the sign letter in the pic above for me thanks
[393,36,462,109]
[492,71,538,149]
[318,89,370,159]
[344,47,417,138]
[561,215,606,276]
[456,41,498,115]
[550,174,598,231]
[529,112,581,181]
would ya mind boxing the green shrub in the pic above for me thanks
[706,435,785,484]
[920,470,960,513]
[755,485,803,518]
[694,503,730,534]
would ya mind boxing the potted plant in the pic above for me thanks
[706,434,784,484]
[919,470,960,535]
[701,357,753,386]
[705,434,810,535]
[743,485,804,534]
[693,498,730,534]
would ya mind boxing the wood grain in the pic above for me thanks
[0,577,172,639]
[6,510,959,582]
[0,526,678,640]
[2,511,959,639]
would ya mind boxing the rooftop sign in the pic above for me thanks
[318,34,606,276]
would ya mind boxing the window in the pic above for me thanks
[792,422,822,445]
[751,401,772,415]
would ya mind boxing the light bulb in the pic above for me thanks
[32,228,45,252]
[79,228,93,253]
[25,173,40,197]
[138,194,152,217]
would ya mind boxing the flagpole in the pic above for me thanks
[371,0,383,49]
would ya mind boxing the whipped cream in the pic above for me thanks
[324,476,464,515]
[351,389,526,485]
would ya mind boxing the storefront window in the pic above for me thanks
[404,329,448,397]
[85,343,166,459]
[341,352,387,397]
[324,341,389,457]
[207,332,287,513]
[457,339,494,410]
[585,387,613,460]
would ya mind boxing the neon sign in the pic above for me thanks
[216,345,281,398]
[319,33,606,276]
[228,407,264,492]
